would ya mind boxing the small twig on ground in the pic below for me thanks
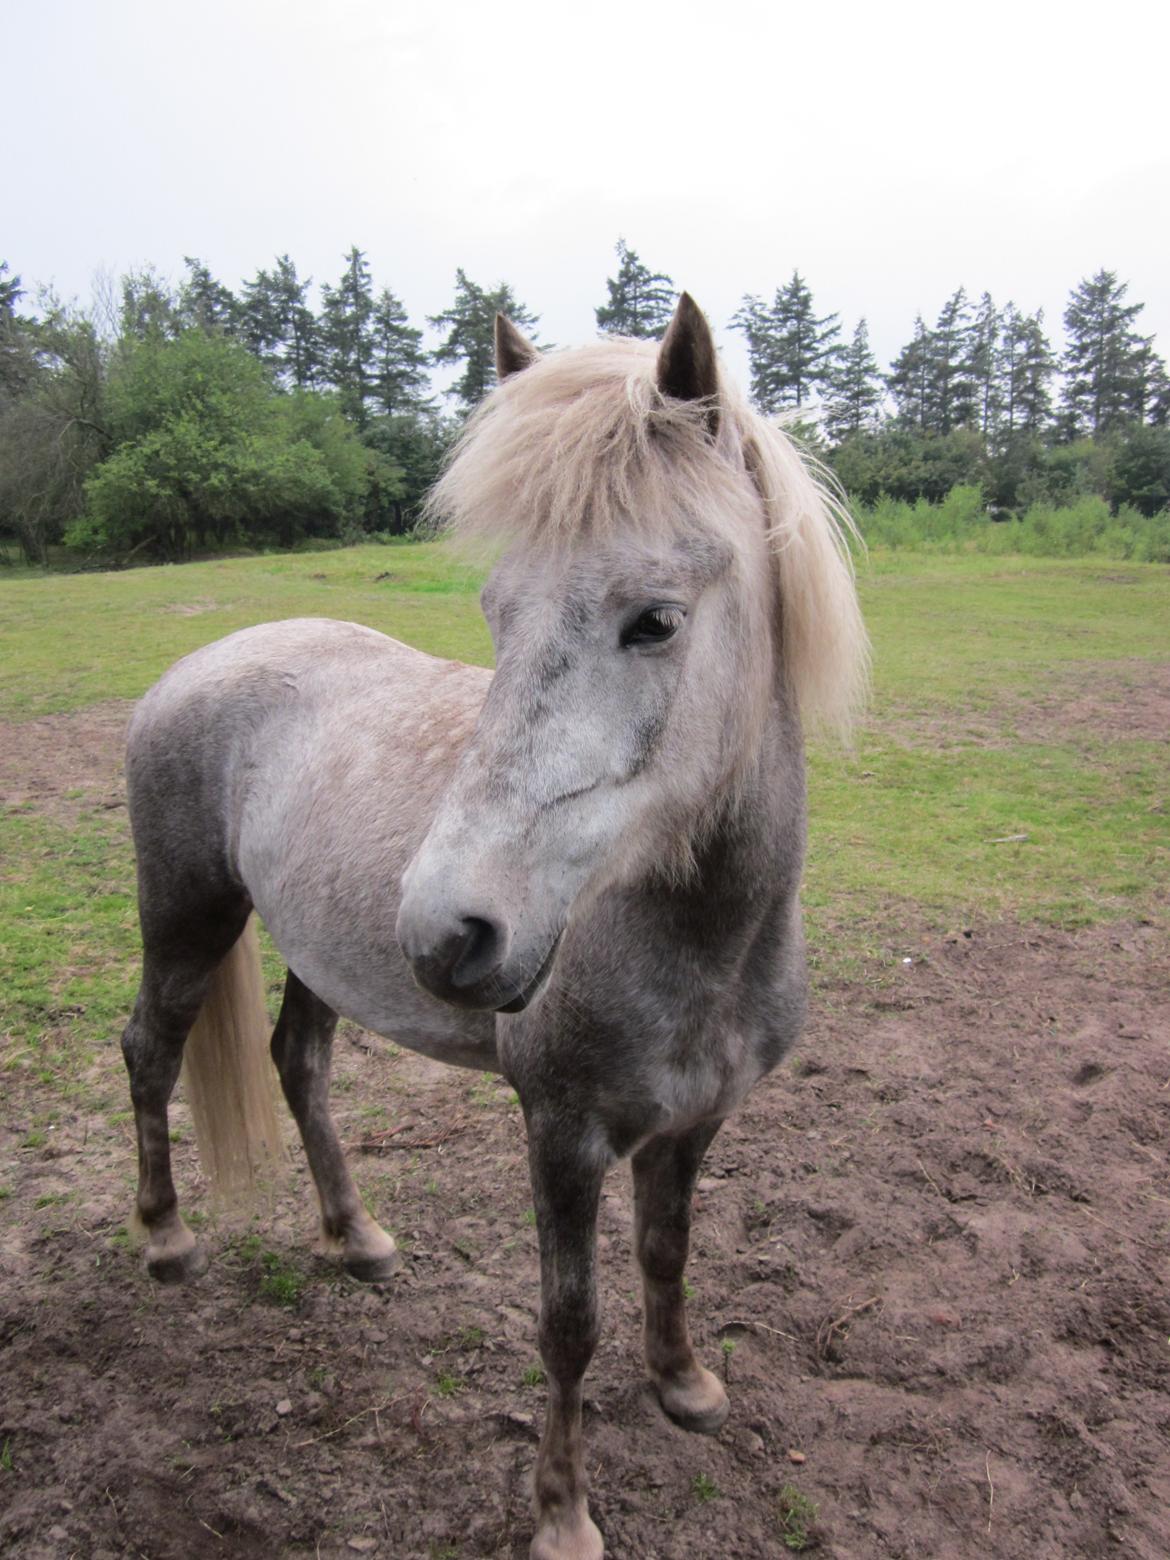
[815,1295,882,1363]
[720,1316,800,1344]
[1076,1204,1160,1253]
[410,1384,431,1439]
[916,1158,974,1234]
[294,1394,405,1448]
[986,833,1029,844]
[985,1451,995,1534]
[353,1115,472,1154]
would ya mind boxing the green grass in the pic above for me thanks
[804,551,1169,953]
[220,1232,307,1306]
[777,1484,818,1551]
[0,807,139,1100]
[1,544,1167,1098]
[258,1249,307,1307]
[0,541,490,719]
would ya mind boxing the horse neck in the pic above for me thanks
[643,647,805,945]
[710,681,804,883]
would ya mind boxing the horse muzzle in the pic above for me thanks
[395,895,561,1014]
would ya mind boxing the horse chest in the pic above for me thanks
[645,1026,763,1134]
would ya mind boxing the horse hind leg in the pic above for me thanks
[632,1119,730,1434]
[269,970,398,1283]
[121,899,250,1283]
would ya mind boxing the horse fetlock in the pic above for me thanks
[143,1214,207,1285]
[530,1506,603,1560]
[651,1360,730,1434]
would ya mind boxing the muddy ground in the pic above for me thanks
[2,707,1169,1558]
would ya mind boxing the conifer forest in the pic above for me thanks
[1,240,1167,566]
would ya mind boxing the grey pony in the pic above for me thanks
[119,295,867,1560]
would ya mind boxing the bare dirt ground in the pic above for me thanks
[3,701,1170,1559]
[890,660,1170,751]
[0,701,132,827]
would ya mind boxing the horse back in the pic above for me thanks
[126,616,490,918]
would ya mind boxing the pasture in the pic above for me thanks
[1,544,1168,1557]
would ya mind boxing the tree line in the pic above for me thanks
[0,251,546,564]
[1,241,1166,565]
[730,266,1167,516]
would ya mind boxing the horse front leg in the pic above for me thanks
[270,971,398,1282]
[527,1117,608,1560]
[632,1119,729,1433]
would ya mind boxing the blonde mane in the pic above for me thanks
[426,338,868,736]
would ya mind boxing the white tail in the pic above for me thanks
[181,915,284,1201]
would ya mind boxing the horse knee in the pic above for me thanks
[637,1222,688,1286]
[539,1292,600,1383]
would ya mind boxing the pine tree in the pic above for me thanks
[888,316,933,431]
[729,294,774,412]
[1146,356,1170,428]
[321,247,377,424]
[888,291,983,435]
[997,305,1055,439]
[1061,269,1152,437]
[928,288,976,433]
[429,270,540,415]
[595,240,675,339]
[822,319,883,443]
[0,262,19,317]
[276,257,321,390]
[1133,341,1170,426]
[731,271,839,414]
[969,293,1000,438]
[178,258,238,335]
[369,287,431,417]
[239,264,282,366]
[120,267,179,342]
[0,262,34,398]
[774,271,840,409]
[238,257,322,390]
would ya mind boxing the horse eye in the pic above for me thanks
[622,606,685,647]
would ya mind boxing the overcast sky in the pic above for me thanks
[8,0,1168,391]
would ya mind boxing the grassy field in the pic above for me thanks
[1,542,1168,1101]
[2,542,1169,1558]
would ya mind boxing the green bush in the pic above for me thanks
[854,486,1170,561]
[66,331,395,560]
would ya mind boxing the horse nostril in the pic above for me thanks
[450,915,507,990]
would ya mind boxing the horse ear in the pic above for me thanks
[495,314,539,381]
[656,293,719,423]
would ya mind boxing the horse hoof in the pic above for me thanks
[654,1366,730,1435]
[530,1511,604,1560]
[146,1236,208,1285]
[344,1247,400,1284]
